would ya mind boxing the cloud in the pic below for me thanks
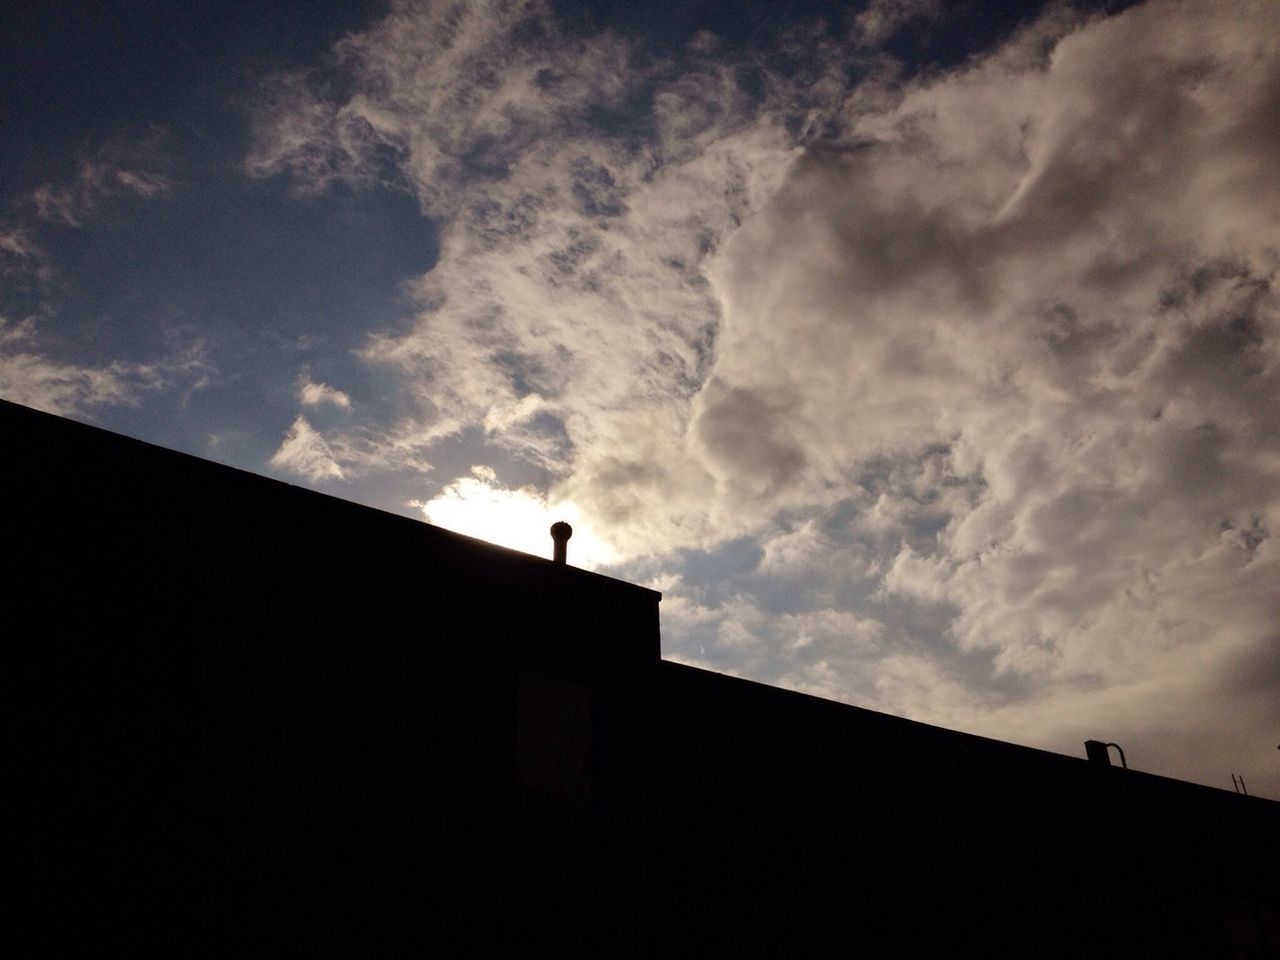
[0,194,211,419]
[299,378,352,409]
[854,0,942,46]
[247,0,1280,793]
[693,0,1280,784]
[0,317,210,417]
[269,416,345,481]
[244,69,399,195]
[247,0,850,538]
[0,226,52,292]
[0,227,43,260]
[32,132,174,228]
[414,463,617,567]
[1,318,147,413]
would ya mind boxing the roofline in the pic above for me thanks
[5,399,660,602]
[656,659,1279,804]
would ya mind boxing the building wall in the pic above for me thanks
[6,398,1278,956]
[6,399,657,953]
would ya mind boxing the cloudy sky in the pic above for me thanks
[5,0,1277,797]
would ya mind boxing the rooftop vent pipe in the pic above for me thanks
[1084,740,1127,769]
[550,521,573,565]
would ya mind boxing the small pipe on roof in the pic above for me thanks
[1085,740,1111,766]
[1084,740,1128,769]
[1105,742,1128,770]
[550,521,573,565]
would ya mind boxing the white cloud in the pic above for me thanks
[269,416,345,481]
[299,379,352,409]
[246,0,841,530]
[693,0,1280,789]
[854,0,942,46]
[416,465,618,567]
[1,168,212,419]
[247,0,1280,795]
[0,317,210,416]
[245,69,397,195]
[1,323,144,413]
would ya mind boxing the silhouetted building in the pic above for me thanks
[7,398,1279,956]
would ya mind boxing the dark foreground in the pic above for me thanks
[7,399,1279,956]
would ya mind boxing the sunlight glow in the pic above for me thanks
[415,466,618,570]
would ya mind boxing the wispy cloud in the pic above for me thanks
[248,0,839,529]
[32,131,174,228]
[854,0,942,46]
[299,377,352,410]
[0,127,211,422]
[0,227,43,260]
[269,415,345,481]
[0,225,52,290]
[0,317,210,416]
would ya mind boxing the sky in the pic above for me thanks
[4,0,1278,798]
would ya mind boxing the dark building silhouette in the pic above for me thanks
[7,397,1279,956]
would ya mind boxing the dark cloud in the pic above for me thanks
[693,380,807,498]
[681,0,1280,793]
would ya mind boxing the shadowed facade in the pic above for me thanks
[6,398,1278,956]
